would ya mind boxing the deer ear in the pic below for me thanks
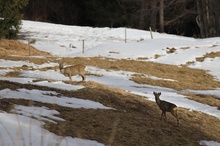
[153,92,156,95]
[159,92,161,95]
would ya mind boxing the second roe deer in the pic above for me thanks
[59,61,86,81]
[153,92,179,126]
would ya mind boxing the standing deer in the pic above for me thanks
[153,92,179,126]
[59,61,86,81]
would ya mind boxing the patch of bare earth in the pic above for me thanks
[1,40,220,145]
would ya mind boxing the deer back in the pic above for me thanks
[159,100,177,112]
[64,64,85,75]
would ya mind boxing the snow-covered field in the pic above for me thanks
[0,20,220,146]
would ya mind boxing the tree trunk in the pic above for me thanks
[139,0,147,29]
[196,0,215,38]
[202,0,209,37]
[159,0,164,32]
[197,0,205,38]
[150,0,157,31]
[210,0,220,36]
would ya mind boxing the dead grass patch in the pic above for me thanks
[196,51,220,62]
[5,70,20,77]
[180,46,190,50]
[0,55,57,65]
[109,51,120,54]
[185,93,220,109]
[166,47,176,53]
[137,57,148,60]
[2,55,220,90]
[130,71,220,90]
[1,39,220,145]
[0,100,14,112]
[4,55,220,91]
[1,80,220,145]
[60,57,220,90]
[32,78,57,83]
[0,39,51,56]
[154,54,160,59]
[2,40,220,91]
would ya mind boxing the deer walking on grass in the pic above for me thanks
[59,61,86,81]
[153,92,179,126]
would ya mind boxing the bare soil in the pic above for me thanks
[1,40,220,145]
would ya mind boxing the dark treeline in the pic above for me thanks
[22,0,220,38]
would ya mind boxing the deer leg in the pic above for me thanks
[171,108,179,126]
[177,118,179,126]
[161,111,165,120]
[171,108,176,117]
[164,112,167,121]
[68,74,72,81]
[80,74,85,81]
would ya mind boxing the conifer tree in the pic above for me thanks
[0,0,29,39]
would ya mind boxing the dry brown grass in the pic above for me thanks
[1,42,219,91]
[2,54,220,90]
[59,57,220,90]
[166,47,176,54]
[0,39,51,56]
[1,40,220,145]
[185,93,220,109]
[1,80,220,145]
[196,51,220,62]
[1,40,219,91]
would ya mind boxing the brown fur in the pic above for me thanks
[153,92,179,126]
[59,62,86,81]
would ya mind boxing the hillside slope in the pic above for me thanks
[0,39,220,146]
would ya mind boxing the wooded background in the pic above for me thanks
[22,0,220,38]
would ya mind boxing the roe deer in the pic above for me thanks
[59,61,86,81]
[153,92,179,126]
